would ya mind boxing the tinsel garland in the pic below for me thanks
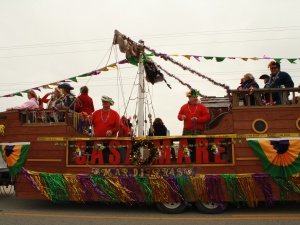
[90,176,119,203]
[143,47,231,99]
[236,174,258,208]
[63,174,85,203]
[77,174,96,201]
[106,177,133,203]
[21,168,300,207]
[222,174,244,207]
[289,173,300,190]
[119,176,145,205]
[175,176,195,202]
[205,175,224,203]
[135,177,154,204]
[252,174,276,206]
[40,173,69,203]
[272,176,300,201]
[148,177,170,202]
[55,140,243,150]
[190,174,209,202]
[24,169,51,200]
[157,65,192,90]
[164,176,184,203]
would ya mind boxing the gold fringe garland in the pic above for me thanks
[190,174,209,202]
[63,174,86,203]
[26,170,50,200]
[105,177,133,204]
[148,177,170,202]
[236,174,258,207]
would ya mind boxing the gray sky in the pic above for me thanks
[1,0,300,135]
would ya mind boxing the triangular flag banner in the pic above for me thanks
[216,57,226,62]
[78,73,91,77]
[14,92,23,97]
[33,87,41,92]
[183,55,192,60]
[0,142,30,176]
[193,56,201,62]
[108,63,118,69]
[100,67,109,71]
[241,58,248,61]
[287,58,297,64]
[204,56,214,60]
[274,58,282,63]
[69,77,78,82]
[247,138,300,177]
[42,85,52,89]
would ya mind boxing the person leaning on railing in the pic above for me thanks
[6,89,38,111]
[267,61,294,105]
[237,73,260,106]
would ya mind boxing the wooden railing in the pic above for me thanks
[230,87,300,108]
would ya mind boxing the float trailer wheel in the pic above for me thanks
[156,202,187,214]
[195,202,227,214]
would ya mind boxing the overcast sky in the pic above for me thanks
[1,0,300,135]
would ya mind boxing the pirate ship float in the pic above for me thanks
[1,30,300,214]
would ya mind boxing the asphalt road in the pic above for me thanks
[1,186,300,225]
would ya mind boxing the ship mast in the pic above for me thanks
[137,39,145,137]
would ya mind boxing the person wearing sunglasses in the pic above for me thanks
[268,61,294,104]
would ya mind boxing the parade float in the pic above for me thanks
[1,30,300,214]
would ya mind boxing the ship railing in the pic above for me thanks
[230,87,300,108]
[20,109,69,124]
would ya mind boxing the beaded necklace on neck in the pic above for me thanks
[188,104,198,114]
[100,109,110,123]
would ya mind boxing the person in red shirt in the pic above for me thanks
[178,88,210,135]
[178,88,210,162]
[75,86,95,115]
[75,86,95,135]
[91,96,120,163]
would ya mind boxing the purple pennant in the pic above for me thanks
[252,174,276,206]
[263,55,271,59]
[193,56,201,62]
[32,87,41,92]
[3,94,14,97]
[118,59,128,64]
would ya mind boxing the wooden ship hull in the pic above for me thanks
[1,88,300,213]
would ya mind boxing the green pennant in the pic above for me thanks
[287,58,297,64]
[14,92,23,97]
[204,56,214,60]
[274,58,282,63]
[69,77,77,82]
[78,73,91,77]
[216,57,226,62]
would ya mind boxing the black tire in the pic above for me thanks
[156,202,187,214]
[195,202,227,214]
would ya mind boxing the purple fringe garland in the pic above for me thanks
[252,173,276,206]
[205,174,226,209]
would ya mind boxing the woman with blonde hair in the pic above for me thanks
[40,87,64,122]
[6,89,39,110]
[41,87,64,109]
[238,73,260,106]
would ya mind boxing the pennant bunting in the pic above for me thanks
[69,77,78,82]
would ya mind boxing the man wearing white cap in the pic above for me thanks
[91,95,120,163]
